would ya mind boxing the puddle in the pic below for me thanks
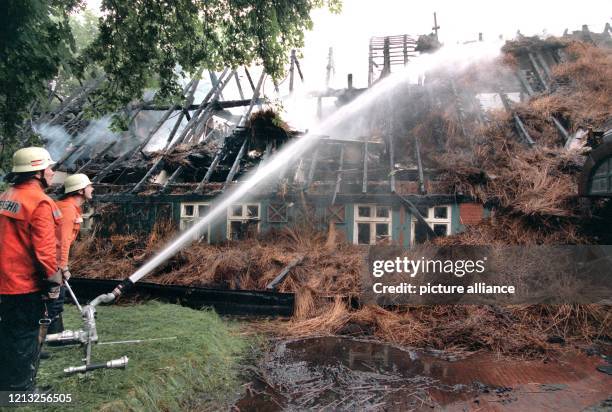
[234,336,612,411]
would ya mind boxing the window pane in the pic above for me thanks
[358,206,371,218]
[197,228,208,243]
[434,206,448,219]
[246,223,258,238]
[181,219,194,231]
[357,223,371,245]
[433,224,448,236]
[247,205,259,218]
[198,205,209,217]
[231,205,243,217]
[375,223,389,238]
[376,206,390,218]
[230,221,243,240]
[184,205,194,217]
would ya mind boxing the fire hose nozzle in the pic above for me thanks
[64,356,129,374]
[107,356,129,369]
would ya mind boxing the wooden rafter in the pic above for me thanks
[414,136,426,194]
[362,141,368,193]
[331,144,344,205]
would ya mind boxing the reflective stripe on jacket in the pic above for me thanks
[55,197,82,269]
[0,180,62,294]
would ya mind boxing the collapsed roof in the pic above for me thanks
[38,25,611,218]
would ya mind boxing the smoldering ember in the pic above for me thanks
[1,2,611,410]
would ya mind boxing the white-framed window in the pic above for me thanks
[426,205,451,236]
[411,205,452,244]
[180,202,211,242]
[227,203,260,240]
[353,204,392,245]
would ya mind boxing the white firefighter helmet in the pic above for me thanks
[12,147,56,173]
[64,173,92,194]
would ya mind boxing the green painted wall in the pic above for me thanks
[398,207,411,248]
[120,198,483,246]
[451,202,461,234]
[341,203,353,243]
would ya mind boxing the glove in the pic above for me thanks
[61,268,71,281]
[45,269,62,300]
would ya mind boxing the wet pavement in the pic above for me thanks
[234,336,612,411]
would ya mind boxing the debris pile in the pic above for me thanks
[73,223,363,293]
[449,45,608,242]
[72,218,610,356]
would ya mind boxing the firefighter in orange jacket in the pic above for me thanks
[47,174,93,334]
[0,147,63,392]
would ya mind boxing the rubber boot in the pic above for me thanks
[47,315,64,335]
[39,351,51,360]
[46,315,65,346]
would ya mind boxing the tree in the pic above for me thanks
[0,0,83,172]
[0,0,341,173]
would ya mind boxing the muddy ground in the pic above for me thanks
[234,336,612,411]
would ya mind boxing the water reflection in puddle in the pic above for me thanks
[234,336,612,411]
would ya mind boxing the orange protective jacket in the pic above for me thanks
[55,197,82,269]
[0,180,62,294]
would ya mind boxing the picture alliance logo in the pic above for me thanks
[371,256,488,278]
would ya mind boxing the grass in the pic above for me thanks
[27,301,249,411]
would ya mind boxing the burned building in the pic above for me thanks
[45,27,612,248]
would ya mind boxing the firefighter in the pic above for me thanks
[0,147,63,392]
[47,174,93,334]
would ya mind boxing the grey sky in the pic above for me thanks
[302,0,610,88]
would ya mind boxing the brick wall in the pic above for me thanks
[459,203,484,225]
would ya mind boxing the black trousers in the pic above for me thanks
[47,286,65,334]
[0,293,46,391]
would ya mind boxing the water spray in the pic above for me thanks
[52,41,502,374]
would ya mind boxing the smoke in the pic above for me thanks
[35,116,142,168]
[316,40,505,140]
[132,110,191,152]
[35,123,72,160]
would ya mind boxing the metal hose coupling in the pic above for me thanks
[45,330,87,344]
[111,279,134,300]
[89,292,116,307]
[64,356,129,374]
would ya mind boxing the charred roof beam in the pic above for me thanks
[551,116,570,144]
[92,76,200,184]
[182,69,234,145]
[515,69,535,97]
[130,158,165,193]
[389,135,396,192]
[499,91,535,146]
[527,52,550,93]
[159,166,184,194]
[194,149,223,192]
[76,141,116,173]
[162,75,201,150]
[222,138,248,191]
[130,70,229,193]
